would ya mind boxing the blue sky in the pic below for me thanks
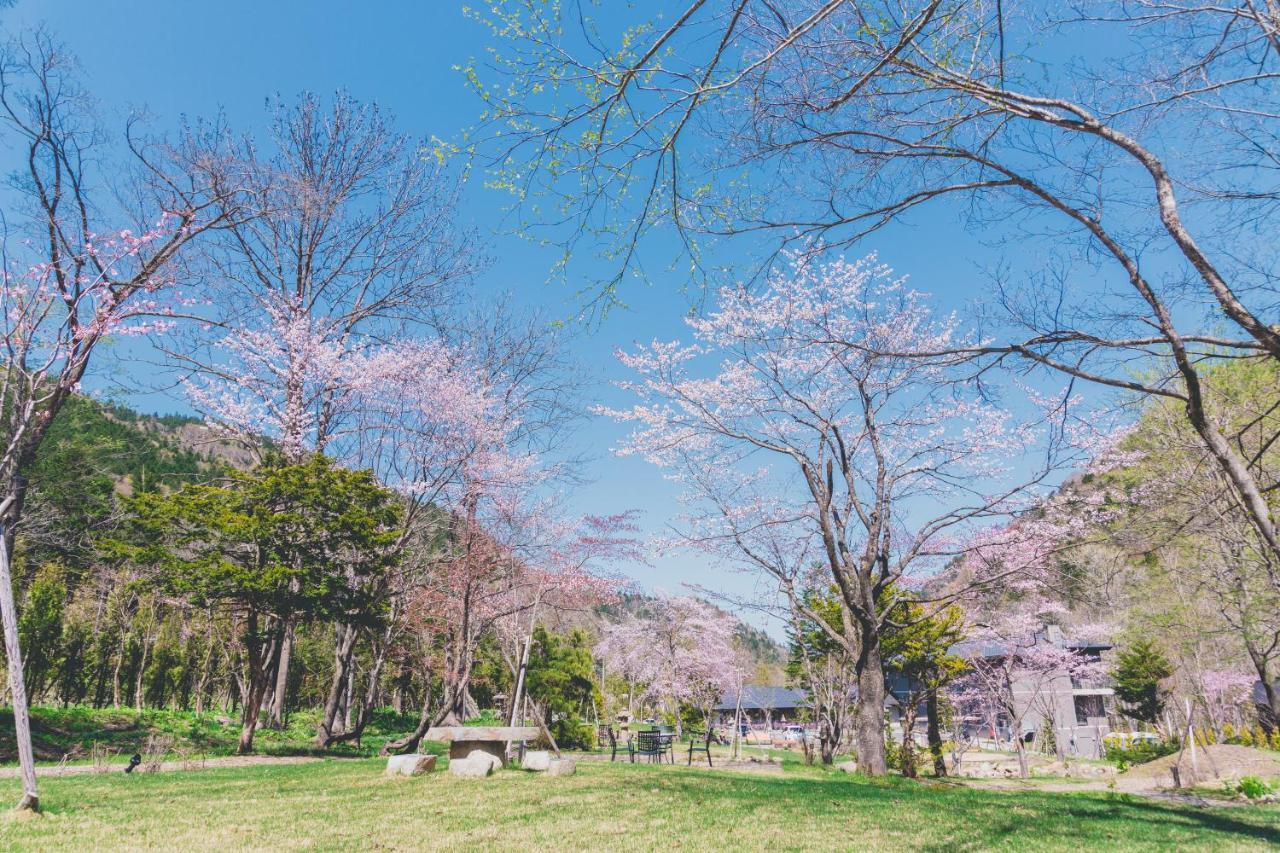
[5,1,1059,633]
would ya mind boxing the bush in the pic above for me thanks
[464,709,504,727]
[1103,738,1178,769]
[1232,776,1272,800]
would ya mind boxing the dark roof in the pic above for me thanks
[1254,681,1277,705]
[714,686,809,712]
[949,636,1112,660]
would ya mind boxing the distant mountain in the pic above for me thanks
[549,591,787,683]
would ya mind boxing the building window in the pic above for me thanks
[1074,695,1105,725]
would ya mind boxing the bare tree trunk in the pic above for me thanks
[853,643,888,776]
[193,629,216,717]
[238,620,283,755]
[267,623,293,729]
[381,687,447,756]
[0,529,38,811]
[900,701,919,779]
[342,663,355,732]
[926,688,946,777]
[133,638,150,712]
[316,625,359,746]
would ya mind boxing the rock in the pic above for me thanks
[835,761,858,773]
[385,754,437,777]
[546,757,577,777]
[523,750,552,771]
[448,757,494,779]
[465,750,503,774]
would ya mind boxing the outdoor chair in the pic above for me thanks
[629,730,664,763]
[657,731,676,764]
[601,725,618,762]
[686,728,714,767]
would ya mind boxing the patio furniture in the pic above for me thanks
[657,731,676,764]
[424,726,540,768]
[600,725,619,762]
[686,728,714,767]
[629,730,666,764]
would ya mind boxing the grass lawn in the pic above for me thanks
[2,757,1278,851]
[0,705,421,764]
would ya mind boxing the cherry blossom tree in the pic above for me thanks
[480,1,1280,584]
[603,252,1079,774]
[952,600,1104,778]
[596,595,739,735]
[0,31,240,811]
[172,93,476,726]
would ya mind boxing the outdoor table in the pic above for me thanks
[425,726,540,767]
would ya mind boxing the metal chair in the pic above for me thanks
[629,730,664,763]
[686,728,714,767]
[657,732,676,764]
[601,725,618,762]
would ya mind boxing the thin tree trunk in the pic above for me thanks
[381,688,445,755]
[926,688,946,777]
[900,701,918,778]
[238,620,283,755]
[316,625,359,746]
[268,623,293,729]
[0,528,38,811]
[133,637,150,712]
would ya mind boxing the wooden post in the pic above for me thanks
[1186,698,1198,781]
[0,527,38,811]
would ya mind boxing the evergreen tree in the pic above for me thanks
[1112,639,1174,724]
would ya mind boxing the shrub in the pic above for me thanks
[1103,738,1178,768]
[464,709,504,727]
[1234,776,1272,800]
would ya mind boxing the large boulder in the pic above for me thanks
[385,754,437,777]
[523,750,553,771]
[546,757,577,777]
[448,757,494,779]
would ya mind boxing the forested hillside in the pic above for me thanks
[2,397,780,761]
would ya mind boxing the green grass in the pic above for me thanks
[2,757,1278,851]
[1,705,423,764]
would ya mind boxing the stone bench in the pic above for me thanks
[425,726,540,769]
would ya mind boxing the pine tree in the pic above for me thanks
[1112,639,1174,724]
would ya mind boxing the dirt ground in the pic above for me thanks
[1115,744,1280,791]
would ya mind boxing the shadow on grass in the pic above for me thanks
[595,762,1280,849]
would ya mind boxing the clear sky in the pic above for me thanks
[4,1,1048,634]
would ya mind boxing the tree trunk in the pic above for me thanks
[238,620,283,755]
[267,623,293,729]
[853,643,888,775]
[926,688,946,777]
[315,624,359,746]
[900,702,918,779]
[133,637,150,712]
[322,633,391,748]
[0,528,39,811]
[380,691,446,756]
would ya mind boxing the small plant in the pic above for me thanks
[1235,776,1272,800]
[463,709,504,727]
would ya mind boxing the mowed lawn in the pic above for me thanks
[2,758,1278,851]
